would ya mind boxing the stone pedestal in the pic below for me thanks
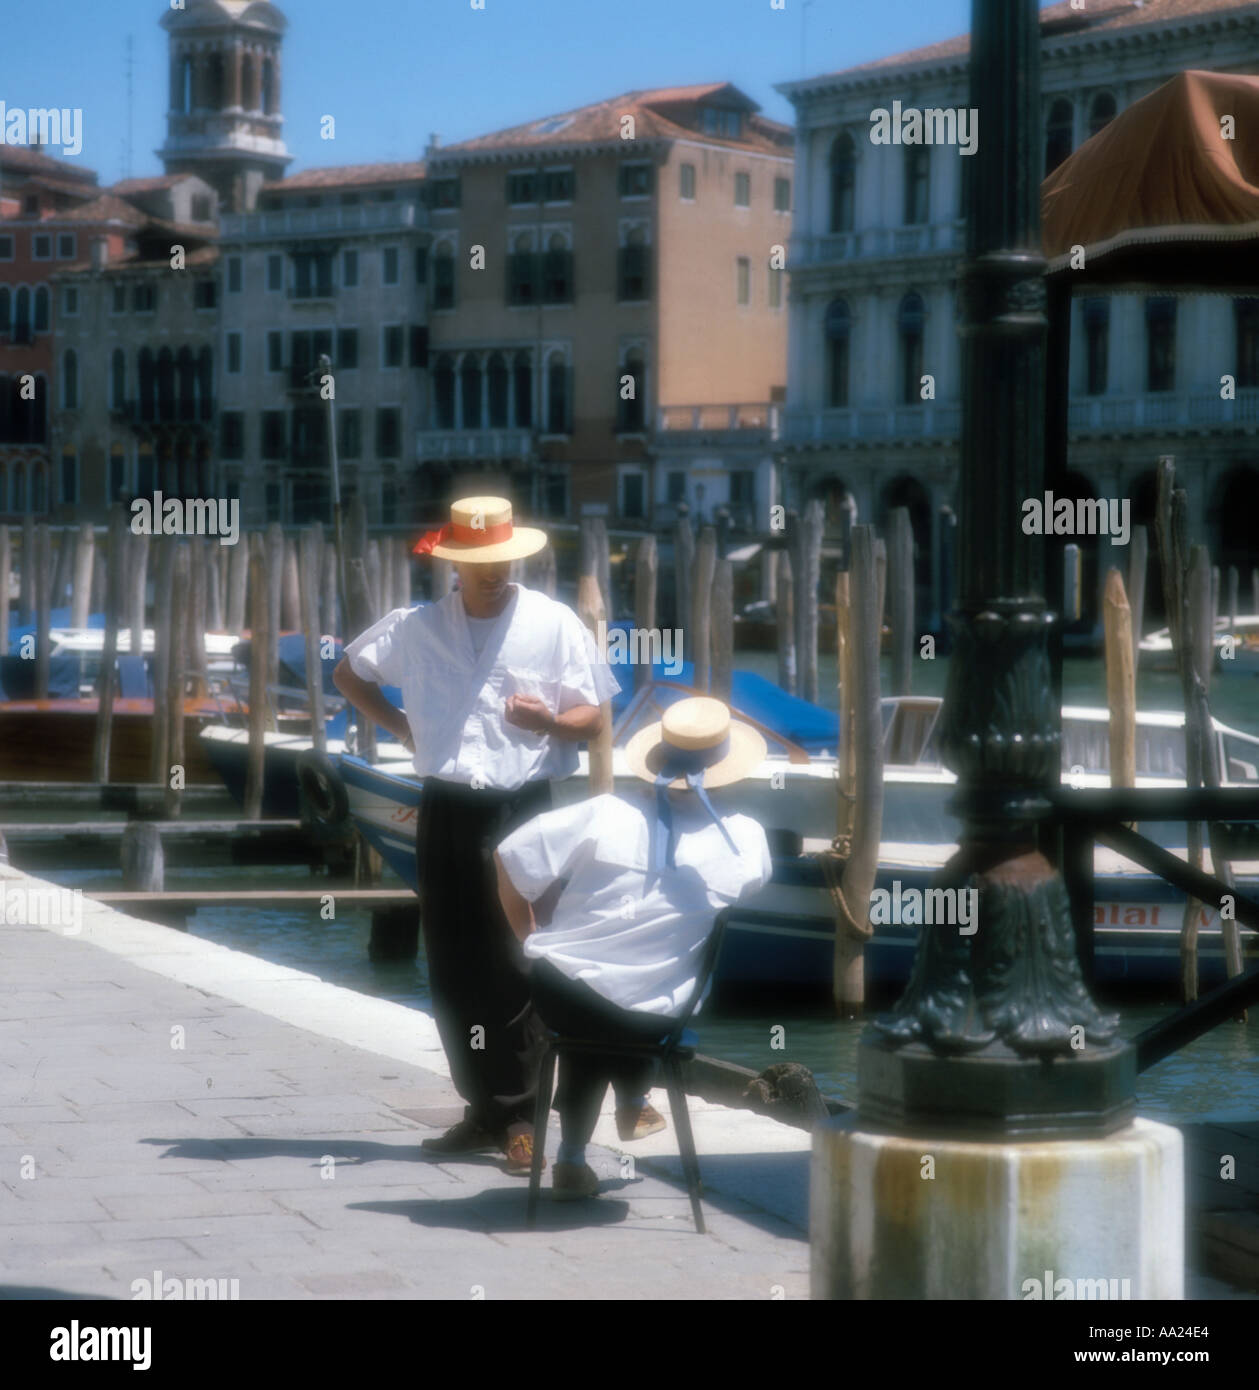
[811,1114,1182,1300]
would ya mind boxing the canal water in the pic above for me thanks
[48,653,1259,1124]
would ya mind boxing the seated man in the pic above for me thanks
[493,696,773,1199]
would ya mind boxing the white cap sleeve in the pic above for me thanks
[556,610,621,711]
[343,607,410,686]
[496,798,597,900]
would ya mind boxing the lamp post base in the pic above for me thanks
[811,1113,1183,1300]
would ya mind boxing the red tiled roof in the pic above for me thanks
[814,0,1259,80]
[110,175,186,195]
[19,174,100,201]
[61,195,150,226]
[267,160,427,192]
[0,145,97,183]
[434,84,791,160]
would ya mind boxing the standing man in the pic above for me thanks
[332,496,619,1175]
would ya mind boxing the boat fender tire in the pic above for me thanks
[297,752,350,831]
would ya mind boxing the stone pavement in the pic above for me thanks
[0,864,810,1300]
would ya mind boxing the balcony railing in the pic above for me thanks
[221,202,422,241]
[790,221,966,265]
[1067,388,1259,433]
[415,428,534,462]
[784,403,962,444]
[786,387,1259,447]
[655,403,780,441]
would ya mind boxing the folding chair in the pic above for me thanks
[526,906,731,1234]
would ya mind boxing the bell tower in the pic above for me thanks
[158,0,292,214]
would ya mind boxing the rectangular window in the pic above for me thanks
[227,332,242,373]
[382,324,404,368]
[774,176,791,212]
[734,172,750,207]
[542,168,574,202]
[508,171,538,204]
[1084,298,1109,396]
[432,254,455,310]
[1146,297,1176,393]
[110,283,126,314]
[619,163,652,198]
[621,471,645,520]
[1236,297,1259,390]
[267,253,283,291]
[382,246,400,285]
[409,324,428,368]
[904,148,930,225]
[292,251,334,298]
[194,279,216,309]
[376,407,401,458]
[667,470,686,504]
[342,248,359,288]
[260,410,286,460]
[0,235,13,260]
[57,233,76,260]
[339,408,362,459]
[62,454,78,504]
[768,265,783,309]
[414,246,428,283]
[429,178,461,209]
[227,256,242,293]
[220,411,245,460]
[541,245,573,304]
[337,327,359,370]
[267,330,284,372]
[617,243,649,301]
[61,286,79,317]
[736,257,750,306]
[134,284,156,313]
[508,249,538,306]
[679,163,696,200]
[33,234,52,260]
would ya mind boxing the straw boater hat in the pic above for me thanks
[626,696,766,790]
[412,495,547,563]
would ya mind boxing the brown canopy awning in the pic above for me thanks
[1042,70,1259,288]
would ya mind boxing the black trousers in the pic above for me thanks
[529,957,671,1149]
[416,776,553,1134]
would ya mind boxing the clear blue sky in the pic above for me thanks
[5,0,1057,185]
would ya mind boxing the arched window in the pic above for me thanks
[433,355,455,430]
[830,133,856,234]
[197,346,213,420]
[432,243,456,311]
[487,352,509,428]
[261,57,276,116]
[179,55,194,113]
[546,352,569,434]
[617,348,645,432]
[459,355,482,429]
[157,347,175,422]
[826,299,851,408]
[0,286,9,333]
[35,458,50,511]
[513,350,532,428]
[542,231,572,303]
[138,347,156,422]
[137,441,155,497]
[62,348,78,410]
[898,292,925,405]
[111,348,126,410]
[13,463,25,513]
[33,286,49,334]
[1146,297,1177,393]
[1045,98,1074,174]
[241,54,256,110]
[1088,92,1116,139]
[176,346,196,422]
[14,287,30,343]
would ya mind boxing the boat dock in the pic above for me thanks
[1,858,1251,1300]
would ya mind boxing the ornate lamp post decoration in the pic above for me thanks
[858,0,1135,1138]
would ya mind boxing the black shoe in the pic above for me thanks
[420,1118,500,1155]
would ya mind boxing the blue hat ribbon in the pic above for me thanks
[651,735,739,873]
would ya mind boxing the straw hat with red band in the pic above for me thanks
[413,496,548,563]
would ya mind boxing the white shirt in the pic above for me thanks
[344,584,620,788]
[496,788,773,1017]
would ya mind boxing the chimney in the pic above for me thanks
[90,236,109,271]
